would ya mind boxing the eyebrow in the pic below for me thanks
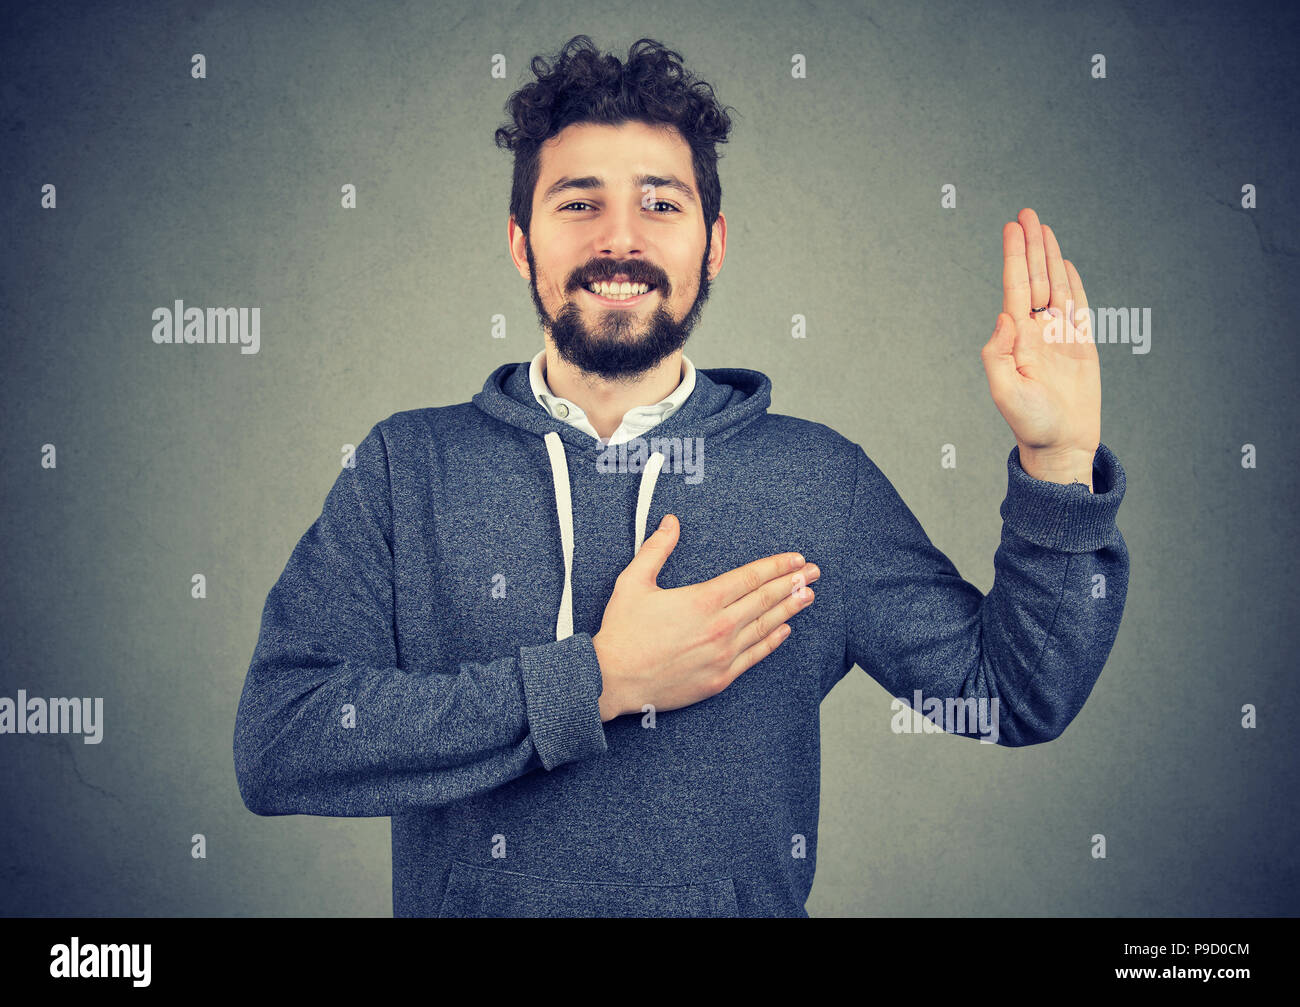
[542,174,698,206]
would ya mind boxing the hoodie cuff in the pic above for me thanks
[999,443,1127,553]
[518,631,609,771]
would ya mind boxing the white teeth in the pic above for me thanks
[586,281,651,299]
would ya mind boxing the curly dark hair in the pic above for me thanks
[494,35,737,241]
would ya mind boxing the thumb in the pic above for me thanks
[980,313,1019,403]
[628,513,679,585]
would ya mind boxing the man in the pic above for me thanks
[234,36,1128,917]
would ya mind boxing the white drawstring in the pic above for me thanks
[543,432,575,641]
[542,431,665,641]
[634,450,666,556]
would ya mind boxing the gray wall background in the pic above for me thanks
[2,0,1296,916]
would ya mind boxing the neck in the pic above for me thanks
[541,341,684,442]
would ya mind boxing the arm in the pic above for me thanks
[841,440,1128,746]
[233,422,608,817]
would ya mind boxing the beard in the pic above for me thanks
[524,234,713,382]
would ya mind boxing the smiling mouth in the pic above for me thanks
[582,283,657,306]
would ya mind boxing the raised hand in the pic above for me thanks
[980,207,1101,490]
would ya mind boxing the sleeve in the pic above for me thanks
[233,421,608,817]
[840,441,1129,747]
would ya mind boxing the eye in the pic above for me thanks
[558,201,681,213]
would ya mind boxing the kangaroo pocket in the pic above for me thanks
[436,861,740,918]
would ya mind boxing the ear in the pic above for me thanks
[706,211,727,281]
[507,216,531,281]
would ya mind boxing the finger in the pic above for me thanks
[1063,259,1089,312]
[727,620,794,683]
[731,577,817,653]
[723,562,819,629]
[1018,208,1050,312]
[980,313,1021,406]
[1040,224,1072,313]
[1063,259,1092,340]
[734,587,814,656]
[1001,222,1030,318]
[626,512,679,585]
[707,551,809,608]
[736,586,814,661]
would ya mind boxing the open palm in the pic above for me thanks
[981,208,1100,465]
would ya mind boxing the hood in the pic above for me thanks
[472,358,772,641]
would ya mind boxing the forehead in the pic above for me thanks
[536,121,694,193]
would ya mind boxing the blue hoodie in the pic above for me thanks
[234,359,1129,917]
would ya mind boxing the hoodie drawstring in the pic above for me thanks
[543,430,665,641]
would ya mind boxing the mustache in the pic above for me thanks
[572,263,667,289]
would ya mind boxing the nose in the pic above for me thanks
[592,200,649,260]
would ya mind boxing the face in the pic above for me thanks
[510,120,726,381]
